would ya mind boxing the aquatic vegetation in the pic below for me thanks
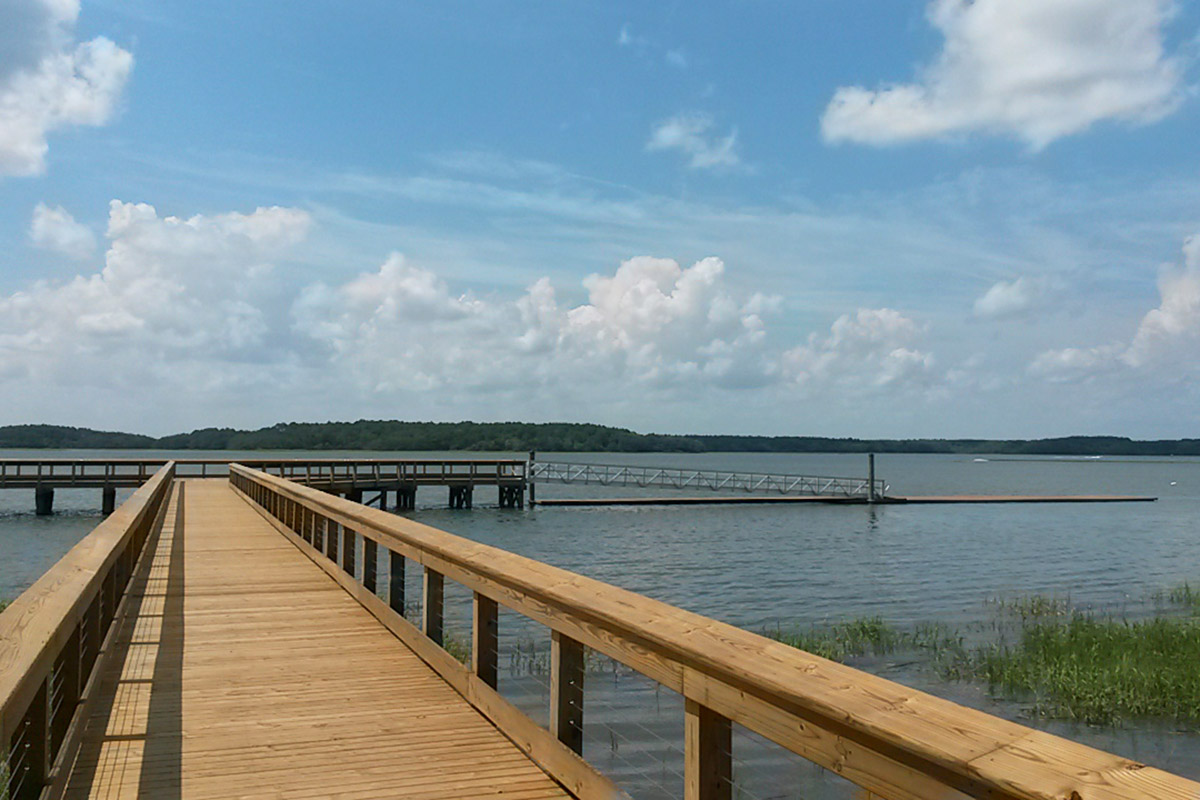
[1166,582,1200,609]
[441,631,471,665]
[767,617,966,666]
[973,614,1200,726]
[768,616,900,661]
[769,596,1200,728]
[988,593,1071,620]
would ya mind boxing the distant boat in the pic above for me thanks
[973,458,988,462]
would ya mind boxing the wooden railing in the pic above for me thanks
[229,465,1200,800]
[0,462,175,800]
[0,458,527,486]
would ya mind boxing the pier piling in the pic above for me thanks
[35,486,54,516]
[101,486,116,515]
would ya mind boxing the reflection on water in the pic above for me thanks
[2,450,1199,796]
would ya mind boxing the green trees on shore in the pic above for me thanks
[2,421,1199,455]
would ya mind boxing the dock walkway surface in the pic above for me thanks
[61,479,571,800]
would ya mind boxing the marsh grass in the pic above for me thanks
[767,617,966,667]
[442,631,471,664]
[1166,582,1200,610]
[975,614,1200,725]
[987,593,1072,621]
[769,590,1200,728]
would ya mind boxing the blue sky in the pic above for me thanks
[2,0,1200,438]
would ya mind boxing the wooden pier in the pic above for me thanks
[2,462,1196,799]
[0,458,528,515]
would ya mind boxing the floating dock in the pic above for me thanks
[535,494,1158,506]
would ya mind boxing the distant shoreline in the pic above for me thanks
[2,422,1199,457]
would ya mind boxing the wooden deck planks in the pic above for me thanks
[62,479,572,800]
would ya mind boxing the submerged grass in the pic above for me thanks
[767,617,966,667]
[769,590,1200,728]
[1166,582,1200,610]
[975,614,1200,725]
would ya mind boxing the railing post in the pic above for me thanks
[472,593,498,688]
[423,568,444,645]
[868,453,877,504]
[550,631,584,754]
[685,699,732,800]
[325,519,339,561]
[528,451,536,505]
[363,538,378,593]
[389,550,405,614]
[341,526,356,577]
[313,514,325,553]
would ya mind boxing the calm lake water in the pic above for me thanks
[2,449,1199,797]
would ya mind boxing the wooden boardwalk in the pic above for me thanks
[61,479,571,800]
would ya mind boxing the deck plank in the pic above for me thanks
[62,479,572,800]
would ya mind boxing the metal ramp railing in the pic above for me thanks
[528,460,885,498]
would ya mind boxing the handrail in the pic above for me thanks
[530,459,885,497]
[0,462,175,799]
[229,464,1198,800]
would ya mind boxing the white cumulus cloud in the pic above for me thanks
[647,113,740,170]
[0,0,133,176]
[294,254,779,393]
[29,202,95,259]
[821,0,1184,149]
[1032,233,1200,379]
[973,276,1052,319]
[783,308,935,392]
[0,200,311,386]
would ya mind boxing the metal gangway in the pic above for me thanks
[529,459,887,498]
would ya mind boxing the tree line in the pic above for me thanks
[2,422,1199,456]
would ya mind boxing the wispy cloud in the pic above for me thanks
[647,113,741,170]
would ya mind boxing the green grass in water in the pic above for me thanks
[441,632,470,665]
[767,617,965,665]
[977,614,1200,725]
[1166,582,1200,609]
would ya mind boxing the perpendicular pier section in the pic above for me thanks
[0,457,528,514]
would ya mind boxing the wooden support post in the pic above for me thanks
[35,486,54,516]
[325,520,338,561]
[389,550,405,614]
[341,526,356,577]
[101,486,116,515]
[347,489,363,505]
[363,538,378,593]
[423,568,444,645]
[472,593,498,689]
[551,631,584,755]
[685,699,732,800]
